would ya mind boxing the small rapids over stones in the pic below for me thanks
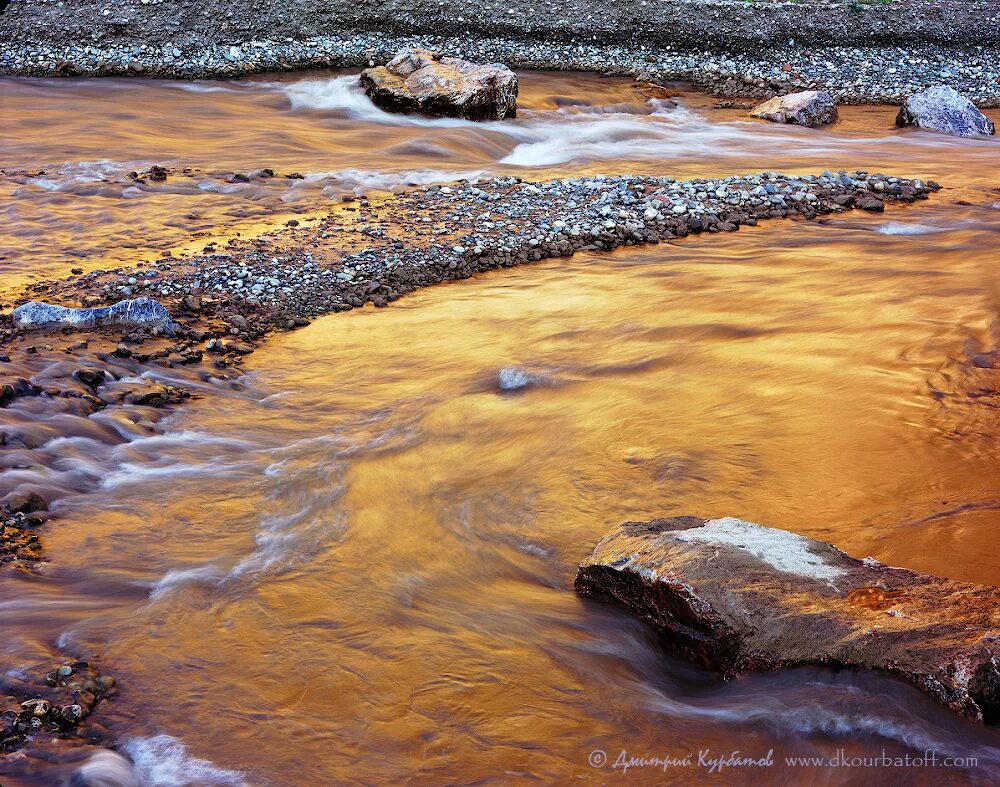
[2,70,1000,783]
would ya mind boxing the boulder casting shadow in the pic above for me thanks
[360,48,517,121]
[575,516,1000,723]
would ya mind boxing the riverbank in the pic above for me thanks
[3,0,1000,104]
[2,33,1000,106]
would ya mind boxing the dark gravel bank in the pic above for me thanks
[3,0,1000,50]
[3,1,1000,104]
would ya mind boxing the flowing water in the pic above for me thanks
[2,71,1000,784]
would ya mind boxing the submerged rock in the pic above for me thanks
[896,86,995,137]
[360,49,517,121]
[750,90,838,126]
[575,516,1000,723]
[497,366,557,392]
[11,297,175,335]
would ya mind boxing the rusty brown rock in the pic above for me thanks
[575,516,1000,723]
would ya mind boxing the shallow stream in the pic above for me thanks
[2,71,1000,784]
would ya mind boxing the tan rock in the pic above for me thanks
[750,90,838,126]
[575,516,1000,723]
[360,49,517,121]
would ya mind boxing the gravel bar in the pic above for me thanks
[8,169,941,348]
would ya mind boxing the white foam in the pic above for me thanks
[282,75,473,127]
[499,103,745,167]
[23,159,153,191]
[305,167,484,195]
[876,221,950,235]
[73,750,141,787]
[171,82,239,95]
[149,565,228,600]
[674,517,846,580]
[122,734,247,786]
[99,459,246,490]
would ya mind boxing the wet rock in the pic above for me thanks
[73,367,107,388]
[1,660,117,753]
[575,516,1000,723]
[360,48,517,120]
[896,86,996,137]
[750,90,838,126]
[858,197,886,212]
[3,490,48,515]
[1,509,44,566]
[98,379,183,408]
[11,297,175,335]
[0,377,41,406]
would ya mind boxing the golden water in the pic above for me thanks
[2,71,1000,784]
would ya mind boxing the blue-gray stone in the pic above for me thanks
[896,86,995,138]
[11,297,175,335]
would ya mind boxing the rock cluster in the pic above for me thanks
[750,90,838,127]
[360,48,517,120]
[0,508,44,568]
[0,341,205,568]
[1,661,117,752]
[896,85,996,137]
[576,516,1000,723]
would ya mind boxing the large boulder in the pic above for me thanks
[896,86,995,137]
[750,90,838,127]
[11,297,175,335]
[360,49,517,121]
[575,516,1000,723]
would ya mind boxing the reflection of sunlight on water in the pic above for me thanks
[4,69,998,288]
[2,69,1000,785]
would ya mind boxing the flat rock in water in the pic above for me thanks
[896,85,996,137]
[360,48,517,121]
[11,296,175,334]
[575,516,1000,723]
[750,90,838,126]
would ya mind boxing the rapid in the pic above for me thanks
[2,71,1000,784]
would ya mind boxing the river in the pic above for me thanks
[2,71,1000,784]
